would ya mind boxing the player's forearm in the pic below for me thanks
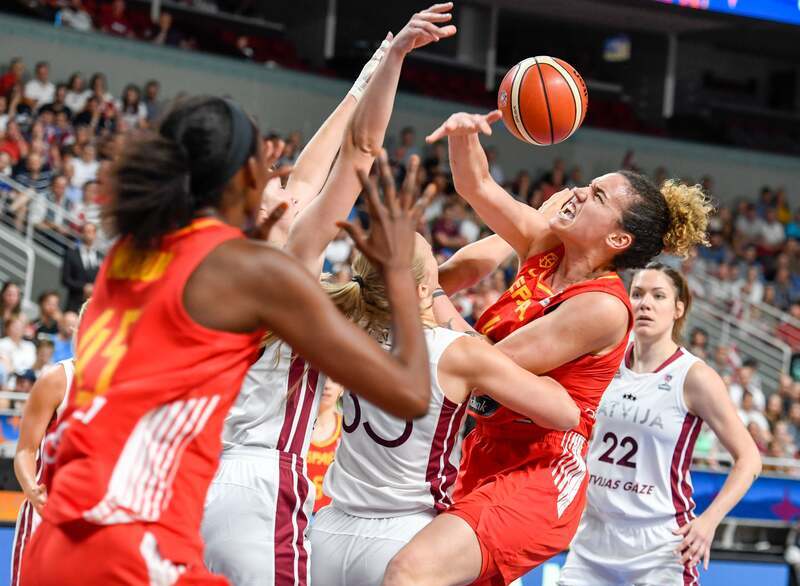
[438,234,514,294]
[286,96,357,209]
[13,451,38,496]
[449,135,533,255]
[347,48,406,158]
[701,447,761,524]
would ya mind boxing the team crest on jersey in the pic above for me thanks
[539,297,552,308]
[469,394,500,418]
[539,252,558,269]
[658,374,672,391]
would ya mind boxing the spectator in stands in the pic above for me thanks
[432,200,467,257]
[729,358,766,411]
[0,120,29,165]
[765,393,784,430]
[786,209,800,241]
[39,84,74,120]
[61,222,100,312]
[0,282,21,339]
[23,62,55,111]
[739,391,770,431]
[69,143,99,189]
[760,207,787,255]
[773,420,797,459]
[64,72,85,113]
[774,188,792,224]
[539,158,566,201]
[73,97,115,135]
[698,230,728,265]
[30,339,54,378]
[52,311,77,363]
[143,80,162,122]
[688,327,709,359]
[13,152,53,194]
[0,315,36,373]
[735,203,764,244]
[146,11,183,47]
[774,268,800,311]
[116,84,147,129]
[70,179,101,227]
[755,187,774,218]
[394,126,419,166]
[0,59,24,100]
[101,0,135,38]
[733,265,765,305]
[486,147,504,184]
[31,291,61,340]
[30,175,71,237]
[60,0,93,32]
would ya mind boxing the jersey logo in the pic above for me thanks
[658,374,673,392]
[622,393,636,401]
[469,394,501,418]
[539,252,558,269]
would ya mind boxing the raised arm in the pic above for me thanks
[438,234,514,295]
[674,362,761,570]
[285,35,391,211]
[188,169,436,420]
[426,112,555,257]
[14,364,68,515]
[439,335,580,430]
[286,4,456,274]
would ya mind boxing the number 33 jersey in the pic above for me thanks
[324,327,469,518]
[585,344,703,525]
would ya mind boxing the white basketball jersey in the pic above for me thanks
[222,342,325,457]
[586,345,702,525]
[324,327,469,518]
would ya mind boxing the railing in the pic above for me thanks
[686,271,794,393]
[0,174,83,256]
[0,220,35,303]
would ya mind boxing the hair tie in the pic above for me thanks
[352,275,365,287]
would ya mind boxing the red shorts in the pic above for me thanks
[447,427,589,586]
[21,520,229,586]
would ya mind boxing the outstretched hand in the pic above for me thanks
[426,110,502,144]
[338,154,434,272]
[392,3,457,56]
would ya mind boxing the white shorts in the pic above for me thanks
[11,499,40,586]
[309,505,435,586]
[558,513,699,586]
[202,447,315,586]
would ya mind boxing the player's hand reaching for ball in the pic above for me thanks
[338,154,434,273]
[425,110,502,143]
[673,512,717,570]
[391,3,457,56]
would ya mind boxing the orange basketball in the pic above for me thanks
[497,56,588,146]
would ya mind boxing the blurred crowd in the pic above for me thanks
[1,52,800,472]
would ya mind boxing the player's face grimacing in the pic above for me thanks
[549,172,634,256]
[629,269,685,339]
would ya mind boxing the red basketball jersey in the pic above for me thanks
[472,245,632,439]
[41,217,264,564]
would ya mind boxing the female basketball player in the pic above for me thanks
[201,5,457,585]
[21,94,435,585]
[558,264,760,586]
[11,301,86,586]
[310,222,580,586]
[382,112,713,586]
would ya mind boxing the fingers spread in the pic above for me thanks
[337,220,368,253]
[401,155,420,209]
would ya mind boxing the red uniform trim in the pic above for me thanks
[274,454,309,586]
[277,354,307,453]
[11,500,33,586]
[624,345,684,373]
[670,413,702,586]
[426,398,468,512]
[290,368,320,455]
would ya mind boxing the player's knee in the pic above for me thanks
[382,550,423,586]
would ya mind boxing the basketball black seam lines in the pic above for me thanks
[548,62,582,132]
[511,64,535,144]
[516,64,541,145]
[534,57,555,145]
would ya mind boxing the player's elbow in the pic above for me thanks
[551,402,580,431]
[346,126,381,158]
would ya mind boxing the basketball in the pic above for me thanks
[497,56,588,146]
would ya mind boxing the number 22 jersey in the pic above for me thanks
[585,344,702,525]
